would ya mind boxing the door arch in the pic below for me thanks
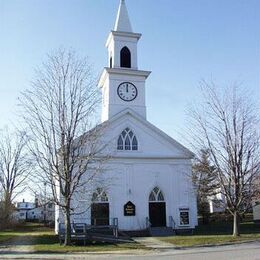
[91,188,109,226]
[149,187,166,227]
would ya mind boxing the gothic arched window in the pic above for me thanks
[92,188,108,202]
[117,128,138,151]
[120,46,131,68]
[149,187,165,202]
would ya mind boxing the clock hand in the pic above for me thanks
[126,85,128,93]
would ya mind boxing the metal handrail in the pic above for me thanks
[169,216,176,230]
[59,219,119,236]
[112,217,118,226]
[112,218,118,238]
[146,217,151,229]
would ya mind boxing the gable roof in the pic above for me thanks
[106,108,194,159]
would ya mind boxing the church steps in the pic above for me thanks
[149,227,176,237]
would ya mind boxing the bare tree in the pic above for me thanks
[0,129,31,227]
[188,81,260,236]
[19,49,108,245]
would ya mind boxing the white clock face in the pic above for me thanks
[117,82,137,101]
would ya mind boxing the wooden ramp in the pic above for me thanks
[58,223,133,245]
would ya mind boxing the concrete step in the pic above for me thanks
[150,227,175,237]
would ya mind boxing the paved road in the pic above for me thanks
[0,241,260,259]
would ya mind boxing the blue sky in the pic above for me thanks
[0,0,259,141]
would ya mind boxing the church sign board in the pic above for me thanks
[124,201,136,216]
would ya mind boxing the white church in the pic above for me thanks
[56,0,197,233]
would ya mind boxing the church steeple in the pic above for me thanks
[98,0,151,122]
[114,0,133,32]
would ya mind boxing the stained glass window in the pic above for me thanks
[117,128,138,151]
[149,187,165,202]
[92,188,108,202]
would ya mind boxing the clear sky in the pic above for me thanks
[0,0,259,143]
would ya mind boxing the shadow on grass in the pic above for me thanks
[1,233,137,247]
[0,234,58,246]
[1,223,52,234]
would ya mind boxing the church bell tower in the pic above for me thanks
[98,0,151,122]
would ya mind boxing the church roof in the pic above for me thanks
[77,108,194,160]
[106,108,195,159]
[114,0,133,32]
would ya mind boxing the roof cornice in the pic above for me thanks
[106,31,142,48]
[98,68,151,88]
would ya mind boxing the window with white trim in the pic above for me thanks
[117,128,138,151]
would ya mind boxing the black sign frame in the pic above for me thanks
[124,201,136,216]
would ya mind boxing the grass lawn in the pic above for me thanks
[0,233,16,243]
[159,221,260,247]
[32,232,147,253]
[0,223,147,253]
[1,221,260,251]
[33,242,147,253]
[0,223,51,243]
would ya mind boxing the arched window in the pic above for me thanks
[92,188,108,202]
[117,128,138,151]
[120,46,131,68]
[149,187,165,202]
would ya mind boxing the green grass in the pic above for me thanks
[33,242,147,253]
[0,222,147,253]
[0,223,49,243]
[32,231,147,253]
[1,221,260,251]
[0,233,16,243]
[159,221,260,247]
[160,234,260,247]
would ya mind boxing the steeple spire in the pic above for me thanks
[114,0,133,32]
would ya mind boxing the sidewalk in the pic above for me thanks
[133,237,176,249]
[0,235,34,255]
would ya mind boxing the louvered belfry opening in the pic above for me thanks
[120,47,131,68]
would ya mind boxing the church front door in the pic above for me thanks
[91,203,109,226]
[149,202,166,227]
[148,187,167,227]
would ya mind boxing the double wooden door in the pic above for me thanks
[149,202,166,227]
[91,203,109,226]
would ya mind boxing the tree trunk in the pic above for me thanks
[3,192,12,227]
[233,211,240,237]
[64,206,71,246]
